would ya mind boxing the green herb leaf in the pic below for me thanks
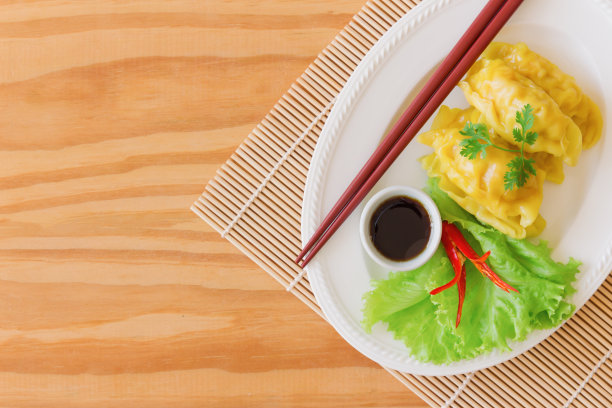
[515,104,534,131]
[504,157,526,190]
[459,122,492,159]
[512,127,523,143]
[459,122,489,140]
[459,137,489,159]
[459,104,539,191]
[524,157,537,176]
[525,131,538,146]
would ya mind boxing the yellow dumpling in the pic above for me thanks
[418,120,546,239]
[483,42,603,149]
[459,58,582,166]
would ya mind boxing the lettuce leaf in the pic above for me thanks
[361,177,580,364]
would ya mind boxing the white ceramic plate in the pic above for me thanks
[301,0,612,375]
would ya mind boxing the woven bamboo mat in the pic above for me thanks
[192,0,612,406]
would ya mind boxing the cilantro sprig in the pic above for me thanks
[459,104,538,191]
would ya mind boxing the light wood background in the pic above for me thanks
[0,0,428,406]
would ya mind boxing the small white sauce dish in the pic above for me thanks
[359,185,442,272]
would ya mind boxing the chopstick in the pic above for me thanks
[296,0,524,267]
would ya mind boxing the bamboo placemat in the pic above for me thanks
[192,0,612,406]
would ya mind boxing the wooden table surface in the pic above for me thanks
[0,0,428,406]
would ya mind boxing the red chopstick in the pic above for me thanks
[296,0,524,267]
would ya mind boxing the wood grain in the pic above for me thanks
[0,1,427,406]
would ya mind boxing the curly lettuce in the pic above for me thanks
[361,177,579,364]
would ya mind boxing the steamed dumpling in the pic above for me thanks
[483,42,603,149]
[418,107,546,239]
[416,43,604,238]
[459,58,582,166]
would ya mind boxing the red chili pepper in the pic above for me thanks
[430,232,465,295]
[442,222,519,293]
[433,227,467,327]
[432,221,519,328]
[456,261,466,328]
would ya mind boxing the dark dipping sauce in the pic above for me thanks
[369,195,431,261]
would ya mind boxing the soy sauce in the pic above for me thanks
[369,196,431,261]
